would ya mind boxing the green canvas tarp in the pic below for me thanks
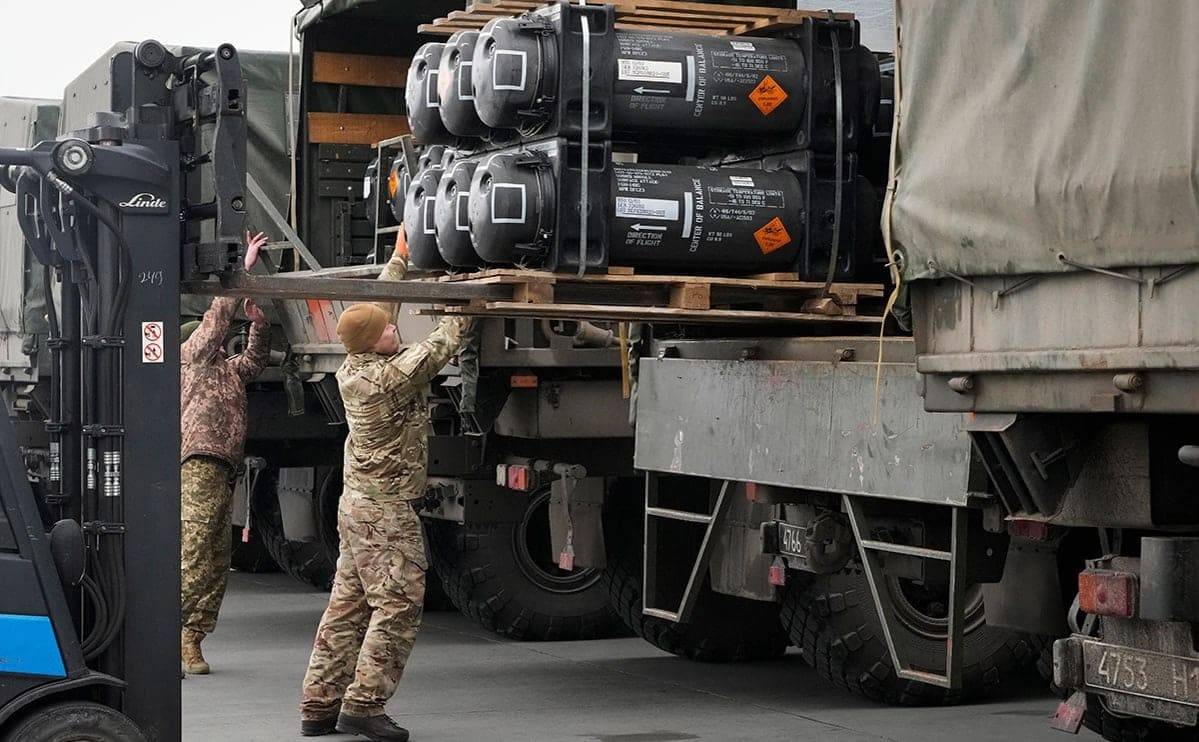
[887,0,1199,281]
[0,97,60,373]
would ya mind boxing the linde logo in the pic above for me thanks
[118,192,167,209]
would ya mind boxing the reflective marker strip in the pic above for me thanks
[0,614,66,678]
[682,192,694,238]
[456,192,471,231]
[423,197,437,234]
[426,71,441,108]
[458,62,475,100]
[493,50,528,92]
[490,183,527,224]
[686,56,697,103]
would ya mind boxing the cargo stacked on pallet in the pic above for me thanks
[396,0,885,291]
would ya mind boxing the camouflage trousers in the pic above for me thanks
[180,456,234,637]
[300,488,427,720]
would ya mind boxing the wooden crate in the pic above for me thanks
[418,0,851,37]
[420,268,886,325]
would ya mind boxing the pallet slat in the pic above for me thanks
[436,268,885,295]
[432,302,883,325]
[420,0,851,37]
[419,268,885,325]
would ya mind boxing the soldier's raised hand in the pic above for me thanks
[394,226,409,260]
[244,230,269,271]
[244,298,267,325]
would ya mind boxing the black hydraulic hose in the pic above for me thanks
[42,267,60,338]
[45,173,133,333]
[60,276,81,510]
[79,573,110,659]
[33,168,135,665]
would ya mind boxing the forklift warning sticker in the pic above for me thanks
[142,322,164,364]
[754,217,792,255]
[749,75,788,116]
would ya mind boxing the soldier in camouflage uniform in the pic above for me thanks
[300,231,473,742]
[180,231,270,675]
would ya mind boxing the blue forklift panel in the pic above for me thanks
[0,614,66,678]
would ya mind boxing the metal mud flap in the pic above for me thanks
[1056,620,1199,726]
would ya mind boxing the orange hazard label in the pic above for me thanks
[754,217,792,255]
[749,74,788,116]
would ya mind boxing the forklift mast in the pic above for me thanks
[0,41,246,741]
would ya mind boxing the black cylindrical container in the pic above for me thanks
[472,18,547,130]
[405,43,455,144]
[437,31,490,138]
[474,20,806,138]
[468,150,555,264]
[611,31,806,137]
[418,144,451,172]
[470,155,806,273]
[434,160,481,267]
[403,164,449,269]
[608,164,805,271]
[386,154,409,223]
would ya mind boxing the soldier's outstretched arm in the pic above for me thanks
[373,229,410,326]
[378,316,476,394]
[230,305,271,382]
[182,296,238,363]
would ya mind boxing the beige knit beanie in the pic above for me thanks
[336,303,388,353]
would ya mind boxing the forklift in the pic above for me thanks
[0,40,248,741]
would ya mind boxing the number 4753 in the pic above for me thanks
[1096,650,1149,691]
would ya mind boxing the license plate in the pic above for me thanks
[775,522,807,559]
[1082,639,1199,708]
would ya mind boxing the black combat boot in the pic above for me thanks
[300,703,341,737]
[336,712,410,741]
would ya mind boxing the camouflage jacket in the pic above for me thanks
[337,255,473,500]
[181,297,270,467]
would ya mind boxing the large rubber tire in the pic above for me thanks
[1083,696,1199,742]
[2,701,147,742]
[426,489,621,640]
[229,525,279,574]
[604,534,790,662]
[781,568,1044,705]
[253,469,335,590]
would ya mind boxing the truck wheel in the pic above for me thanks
[2,700,147,742]
[254,468,335,590]
[1084,695,1197,742]
[426,488,621,640]
[781,568,1043,704]
[230,525,279,573]
[604,536,790,662]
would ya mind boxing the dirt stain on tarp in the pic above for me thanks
[588,733,700,742]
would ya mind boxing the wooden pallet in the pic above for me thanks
[421,268,885,325]
[418,0,851,38]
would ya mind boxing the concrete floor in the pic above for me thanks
[184,573,1072,742]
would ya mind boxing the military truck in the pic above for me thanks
[888,2,1199,738]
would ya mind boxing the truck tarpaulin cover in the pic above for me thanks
[0,98,60,368]
[888,1,1199,281]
